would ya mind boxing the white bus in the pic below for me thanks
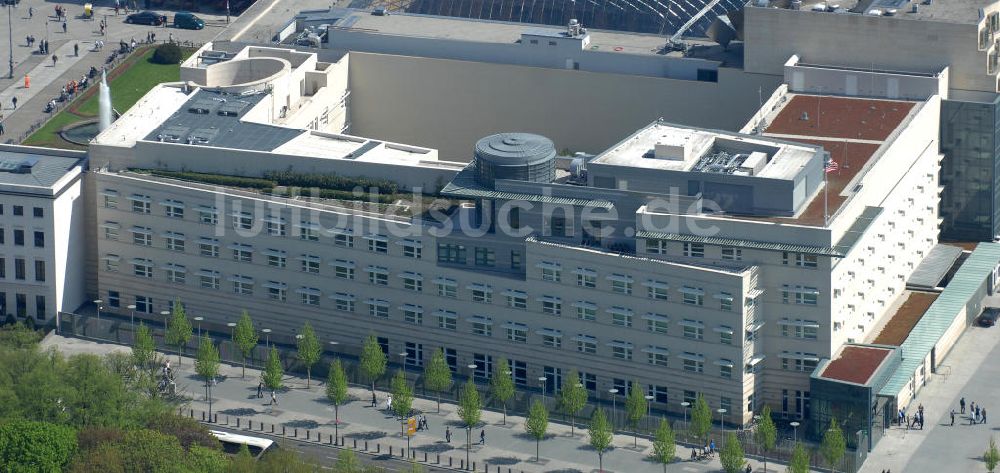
[210,430,277,459]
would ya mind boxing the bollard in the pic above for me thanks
[364,441,367,451]
[389,446,393,456]
[225,415,229,425]
[424,452,428,462]
[282,426,286,436]
[473,461,476,471]
[461,459,464,470]
[306,430,310,440]
[294,428,298,437]
[355,439,358,449]
[259,423,264,432]
[237,418,241,428]
[376,444,380,453]
[270,424,274,433]
[329,434,334,445]
[189,409,194,418]
[201,412,205,421]
[248,420,252,430]
[449,457,453,467]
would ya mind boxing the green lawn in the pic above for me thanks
[23,47,191,149]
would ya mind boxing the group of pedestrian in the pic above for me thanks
[909,403,925,429]
[99,18,108,36]
[36,39,50,56]
[414,414,429,431]
[145,31,157,44]
[256,381,278,405]
[54,5,67,21]
[113,0,131,16]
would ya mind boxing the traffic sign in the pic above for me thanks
[407,417,417,436]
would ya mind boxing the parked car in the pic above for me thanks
[174,11,205,30]
[125,11,164,25]
[372,7,389,15]
[978,308,1000,327]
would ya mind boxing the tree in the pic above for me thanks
[358,335,386,395]
[232,311,258,379]
[262,347,283,391]
[490,359,515,425]
[390,370,413,420]
[754,405,778,473]
[986,437,1000,473]
[152,42,182,64]
[458,380,482,469]
[624,380,647,447]
[689,394,712,444]
[0,419,77,473]
[820,417,846,473]
[326,359,349,441]
[165,300,192,364]
[296,322,322,388]
[423,348,452,413]
[588,408,613,473]
[650,420,675,472]
[789,442,811,473]
[525,400,549,462]
[558,370,587,436]
[131,323,155,369]
[719,432,744,473]
[195,335,220,417]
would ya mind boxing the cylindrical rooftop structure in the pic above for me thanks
[474,133,556,188]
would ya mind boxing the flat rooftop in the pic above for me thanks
[821,345,895,385]
[750,0,996,24]
[0,148,83,191]
[590,122,819,179]
[873,291,940,346]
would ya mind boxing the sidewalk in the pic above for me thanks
[42,333,778,473]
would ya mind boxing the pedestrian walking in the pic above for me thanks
[0,121,6,136]
[151,32,156,43]
[371,392,377,407]
[62,21,67,34]
[479,429,485,445]
[983,407,988,424]
[951,410,955,426]
[51,54,57,66]
[257,382,263,398]
[445,427,452,443]
[11,97,16,109]
[73,43,78,57]
[28,7,32,19]
[961,397,966,414]
[271,391,278,406]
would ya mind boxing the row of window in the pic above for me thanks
[0,228,45,248]
[646,240,820,269]
[0,291,46,320]
[0,205,44,218]
[0,257,46,282]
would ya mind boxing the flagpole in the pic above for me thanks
[226,0,230,23]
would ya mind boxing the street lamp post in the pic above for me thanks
[644,395,654,432]
[160,310,170,348]
[127,304,136,332]
[467,363,478,383]
[226,322,236,361]
[262,328,271,348]
[7,5,14,79]
[608,388,619,431]
[717,408,727,449]
[328,340,339,352]
[194,316,204,338]
[92,299,103,336]
[790,421,800,443]
[538,376,548,404]
[681,401,691,430]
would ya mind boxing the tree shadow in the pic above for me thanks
[284,419,320,429]
[576,444,616,453]
[345,431,387,440]
[415,442,454,453]
[483,456,521,465]
[514,432,559,441]
[218,407,259,416]
[543,469,584,473]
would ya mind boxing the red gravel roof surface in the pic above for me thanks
[821,346,893,385]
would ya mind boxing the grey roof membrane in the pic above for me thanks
[908,244,964,289]
[0,151,81,189]
[144,89,303,151]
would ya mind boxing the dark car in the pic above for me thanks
[174,12,205,30]
[125,11,164,26]
[978,308,1000,327]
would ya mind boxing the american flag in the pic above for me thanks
[824,160,839,173]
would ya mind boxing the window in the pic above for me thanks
[540,264,562,282]
[782,285,819,306]
[540,297,561,316]
[233,276,254,295]
[783,252,818,268]
[649,385,668,404]
[130,195,150,213]
[333,260,355,279]
[506,291,527,310]
[781,320,819,339]
[266,250,286,268]
[445,349,458,372]
[333,294,355,312]
[540,330,562,348]
[15,294,24,317]
[474,247,495,267]
[103,190,118,208]
[681,287,704,306]
[301,255,321,274]
[719,362,733,379]
[199,238,220,258]
[13,205,23,216]
[576,302,597,321]
[368,267,389,286]
[646,239,667,254]
[166,265,185,284]
[134,296,153,314]
[232,212,254,231]
[682,354,704,373]
[405,342,423,368]
[402,273,423,292]
[438,243,467,264]
[299,222,320,241]
[718,293,733,311]
[576,335,598,354]
[198,206,218,225]
[581,372,598,394]
[645,314,669,334]
[132,227,152,246]
[163,200,184,218]
[34,260,45,282]
[548,216,567,237]
[35,207,46,219]
[609,274,632,294]
[367,300,389,318]
[682,321,704,340]
[473,354,493,380]
[436,279,457,298]
[267,218,287,237]
[367,235,388,253]
[647,348,668,366]
[402,240,422,259]
[683,242,705,258]
[232,244,253,263]
[609,307,633,327]
[510,250,522,270]
[334,232,354,248]
[781,352,819,372]
[14,258,24,280]
[470,285,491,303]
[165,233,185,252]
[683,390,698,405]
[721,247,742,261]
[127,257,154,279]
[108,290,120,308]
[267,283,287,301]
[610,342,633,360]
[576,268,597,288]
[300,289,321,306]
[721,396,733,414]
[33,231,44,248]
[646,281,669,300]
[436,310,457,330]
[505,323,528,343]
[0,258,4,278]
[471,317,493,337]
[13,229,22,246]
[507,207,520,230]
[199,271,220,290]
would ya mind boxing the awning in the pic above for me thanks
[678,319,704,329]
[262,281,287,290]
[364,234,388,242]
[642,346,670,356]
[330,259,355,269]
[572,301,598,310]
[263,215,286,224]
[227,275,253,283]
[198,237,219,245]
[678,286,705,295]
[228,243,253,250]
[128,194,151,203]
[329,227,353,236]
[129,258,154,266]
[99,189,118,197]
[399,272,423,281]
[99,222,120,229]
[642,313,670,323]
[466,283,491,292]
[196,269,220,278]
[747,355,766,366]
[161,231,185,239]
[502,321,528,330]
[130,226,152,235]
[101,254,120,262]
[503,289,527,297]
[606,307,633,316]
[296,287,322,296]
[606,274,633,284]
[678,352,705,362]
[365,299,390,307]
[399,304,423,313]
[713,326,734,335]
[747,321,766,332]
[642,280,669,290]
[195,205,217,214]
[467,316,493,325]
[163,263,186,272]
[537,295,562,304]
[159,199,184,208]
[573,268,597,277]
[331,293,355,301]
[783,286,820,295]
[365,266,389,274]
[298,254,321,263]
[261,248,286,257]
[535,328,562,337]
[714,359,735,368]
[535,261,561,271]
[397,239,423,248]
[746,288,765,299]
[572,334,597,342]
[433,277,457,286]
[230,210,253,218]
[779,352,820,361]
[606,340,634,349]
[433,310,457,318]
[907,243,964,289]
[780,319,820,328]
[713,292,734,301]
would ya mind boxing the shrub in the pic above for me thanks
[147,170,275,190]
[151,43,182,65]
